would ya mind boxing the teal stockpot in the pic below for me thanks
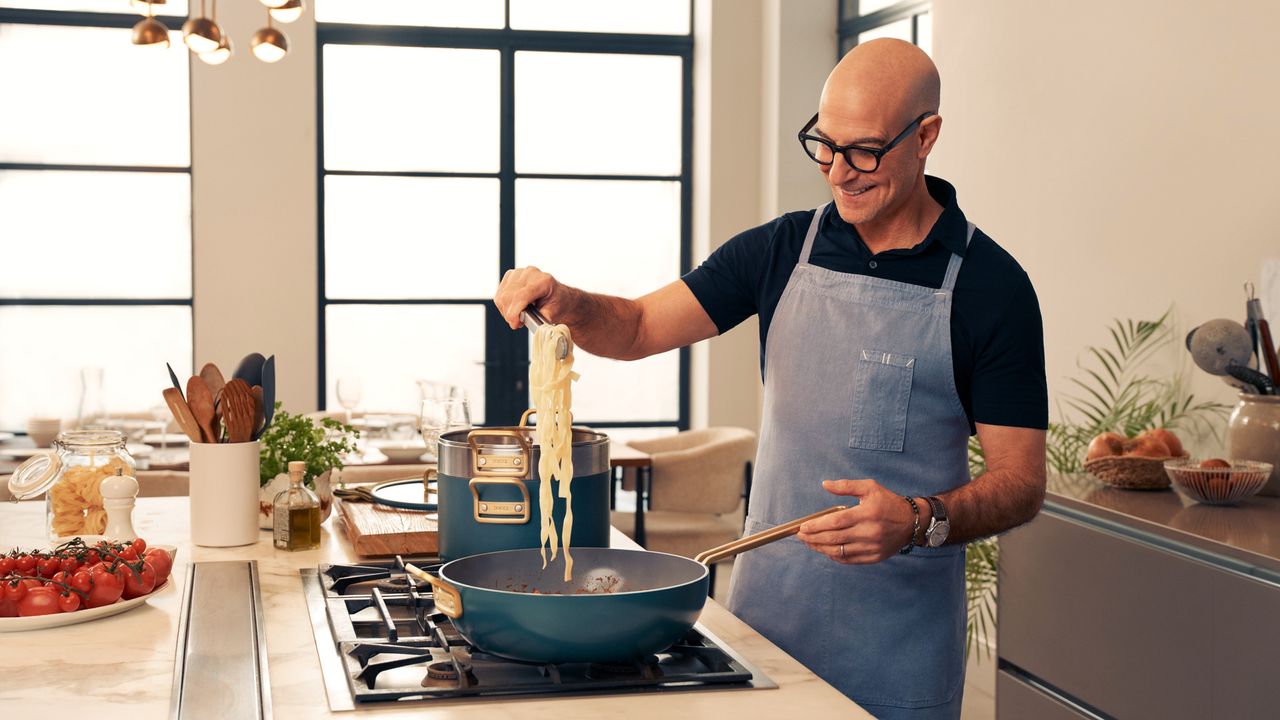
[404,506,845,664]
[436,425,610,562]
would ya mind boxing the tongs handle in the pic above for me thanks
[520,306,569,360]
[694,505,847,566]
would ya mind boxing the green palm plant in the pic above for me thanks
[963,309,1229,661]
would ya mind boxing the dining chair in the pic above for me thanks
[609,426,757,597]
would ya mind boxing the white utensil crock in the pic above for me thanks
[189,440,261,547]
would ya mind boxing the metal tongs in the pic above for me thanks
[520,306,569,360]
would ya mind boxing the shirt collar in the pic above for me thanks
[827,175,971,258]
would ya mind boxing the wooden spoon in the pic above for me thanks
[199,362,226,401]
[186,375,217,444]
[162,387,202,443]
[218,379,256,444]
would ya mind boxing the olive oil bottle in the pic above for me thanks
[273,460,321,551]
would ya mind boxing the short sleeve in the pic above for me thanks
[969,274,1049,429]
[681,221,774,335]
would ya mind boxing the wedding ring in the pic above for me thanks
[839,544,845,559]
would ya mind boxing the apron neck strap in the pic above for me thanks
[798,204,828,265]
[940,222,977,292]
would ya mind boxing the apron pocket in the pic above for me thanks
[848,349,915,452]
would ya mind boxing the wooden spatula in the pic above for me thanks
[162,387,203,443]
[218,379,257,444]
[186,375,217,444]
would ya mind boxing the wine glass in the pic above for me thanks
[336,376,363,425]
[149,404,174,465]
[419,398,471,460]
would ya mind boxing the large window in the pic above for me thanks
[838,0,932,57]
[0,3,193,431]
[317,1,692,434]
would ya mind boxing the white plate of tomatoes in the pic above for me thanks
[0,537,177,632]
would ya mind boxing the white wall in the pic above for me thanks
[191,4,317,413]
[693,0,837,432]
[929,0,1280,444]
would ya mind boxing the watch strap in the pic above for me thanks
[924,495,946,522]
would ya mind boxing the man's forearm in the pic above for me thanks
[553,286,648,360]
[936,465,1045,544]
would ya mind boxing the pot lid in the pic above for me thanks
[7,451,63,500]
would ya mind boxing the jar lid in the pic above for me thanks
[7,451,63,500]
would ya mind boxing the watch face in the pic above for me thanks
[928,520,950,547]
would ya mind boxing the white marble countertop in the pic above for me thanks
[0,498,868,718]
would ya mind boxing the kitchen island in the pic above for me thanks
[0,497,869,718]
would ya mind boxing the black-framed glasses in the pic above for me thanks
[797,112,934,173]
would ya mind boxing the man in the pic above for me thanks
[494,39,1047,719]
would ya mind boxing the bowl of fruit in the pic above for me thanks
[1163,458,1273,505]
[1083,428,1188,490]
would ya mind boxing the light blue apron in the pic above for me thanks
[727,204,975,719]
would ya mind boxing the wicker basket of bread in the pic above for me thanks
[1083,428,1187,490]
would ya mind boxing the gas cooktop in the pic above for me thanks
[301,555,775,710]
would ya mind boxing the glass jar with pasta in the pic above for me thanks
[6,429,135,541]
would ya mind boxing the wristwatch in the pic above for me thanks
[923,496,949,547]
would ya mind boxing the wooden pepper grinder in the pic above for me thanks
[100,467,139,542]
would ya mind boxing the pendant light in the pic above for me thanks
[250,10,289,63]
[197,1,232,65]
[182,0,222,54]
[258,0,290,8]
[131,1,170,49]
[268,0,304,24]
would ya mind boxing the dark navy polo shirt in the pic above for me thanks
[682,175,1048,433]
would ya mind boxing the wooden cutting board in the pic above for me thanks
[335,498,439,557]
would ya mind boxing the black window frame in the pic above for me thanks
[316,6,694,432]
[0,6,195,434]
[837,0,931,58]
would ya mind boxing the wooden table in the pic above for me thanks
[609,442,654,546]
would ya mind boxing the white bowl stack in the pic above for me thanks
[25,417,62,448]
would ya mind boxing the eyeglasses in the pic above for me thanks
[797,112,934,173]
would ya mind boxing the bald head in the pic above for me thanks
[820,38,939,128]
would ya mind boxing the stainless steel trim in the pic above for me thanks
[170,561,271,720]
[300,569,356,712]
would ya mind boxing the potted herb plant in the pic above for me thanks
[256,403,360,529]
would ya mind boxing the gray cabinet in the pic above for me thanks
[996,670,1092,720]
[998,511,1280,719]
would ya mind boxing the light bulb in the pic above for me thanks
[269,0,304,24]
[251,26,289,63]
[258,0,289,8]
[199,34,232,65]
[131,17,171,48]
[182,17,222,54]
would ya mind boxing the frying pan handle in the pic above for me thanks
[405,563,463,620]
[694,505,848,565]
